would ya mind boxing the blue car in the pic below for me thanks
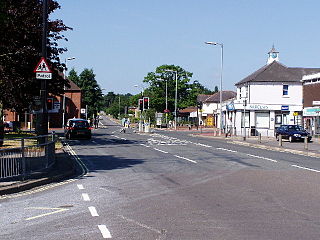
[276,125,312,142]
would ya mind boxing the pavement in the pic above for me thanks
[1,125,319,196]
[0,148,76,195]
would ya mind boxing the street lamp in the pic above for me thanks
[205,41,224,132]
[165,70,178,130]
[62,57,76,128]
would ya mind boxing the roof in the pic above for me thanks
[179,106,197,113]
[197,91,236,103]
[65,79,81,91]
[235,61,320,86]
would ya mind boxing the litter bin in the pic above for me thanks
[251,126,257,136]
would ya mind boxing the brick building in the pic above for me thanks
[4,79,81,129]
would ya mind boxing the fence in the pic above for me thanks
[0,133,57,180]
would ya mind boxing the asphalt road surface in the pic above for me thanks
[1,115,320,240]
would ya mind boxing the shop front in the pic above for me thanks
[233,103,303,137]
[303,107,320,135]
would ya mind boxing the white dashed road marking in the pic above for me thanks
[216,147,238,153]
[291,165,320,173]
[246,154,278,162]
[77,184,84,190]
[174,155,197,164]
[88,206,99,217]
[98,225,112,239]
[153,148,168,154]
[82,193,90,201]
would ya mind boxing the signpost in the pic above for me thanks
[34,57,52,79]
[34,57,52,136]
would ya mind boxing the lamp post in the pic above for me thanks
[62,57,75,128]
[205,41,224,132]
[165,70,178,130]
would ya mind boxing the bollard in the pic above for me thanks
[304,136,308,150]
[258,133,262,143]
[279,134,282,147]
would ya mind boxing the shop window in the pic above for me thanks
[275,115,282,124]
[256,112,270,128]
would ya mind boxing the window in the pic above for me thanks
[283,85,288,96]
[256,112,270,128]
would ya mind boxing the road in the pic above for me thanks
[1,115,320,239]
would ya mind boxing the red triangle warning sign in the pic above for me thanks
[34,57,52,73]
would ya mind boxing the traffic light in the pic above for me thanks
[47,98,53,110]
[197,102,203,109]
[138,99,143,110]
[143,97,149,110]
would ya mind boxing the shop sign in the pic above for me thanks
[281,105,289,111]
[247,104,269,110]
[303,107,320,116]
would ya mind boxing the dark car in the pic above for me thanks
[275,124,311,142]
[65,118,92,140]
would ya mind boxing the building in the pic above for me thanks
[233,46,320,137]
[301,73,320,135]
[4,79,81,129]
[197,91,236,128]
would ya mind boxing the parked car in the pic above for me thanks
[64,118,92,140]
[275,125,311,142]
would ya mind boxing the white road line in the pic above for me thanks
[77,184,84,190]
[194,143,212,148]
[98,225,112,239]
[153,148,168,154]
[174,155,197,163]
[111,135,116,137]
[291,165,320,173]
[140,144,150,148]
[120,138,126,140]
[114,136,120,139]
[246,154,278,162]
[88,206,99,217]
[216,147,238,153]
[82,193,90,201]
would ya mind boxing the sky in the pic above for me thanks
[53,0,320,95]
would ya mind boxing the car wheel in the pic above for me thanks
[289,136,293,142]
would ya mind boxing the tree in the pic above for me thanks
[142,64,212,112]
[69,68,103,117]
[104,93,133,119]
[0,0,71,112]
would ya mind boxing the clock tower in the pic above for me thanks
[267,45,279,64]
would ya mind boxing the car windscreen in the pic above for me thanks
[287,125,303,131]
[70,121,89,128]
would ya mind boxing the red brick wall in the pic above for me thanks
[303,82,320,107]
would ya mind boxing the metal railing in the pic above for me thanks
[0,133,57,180]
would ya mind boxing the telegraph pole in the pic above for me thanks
[36,0,49,136]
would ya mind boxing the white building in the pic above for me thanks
[197,91,236,128]
[232,47,320,137]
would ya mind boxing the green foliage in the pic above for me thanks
[142,64,212,112]
[68,68,103,117]
[0,0,71,112]
[103,93,133,119]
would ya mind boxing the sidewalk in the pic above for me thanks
[0,149,76,195]
[192,131,320,158]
